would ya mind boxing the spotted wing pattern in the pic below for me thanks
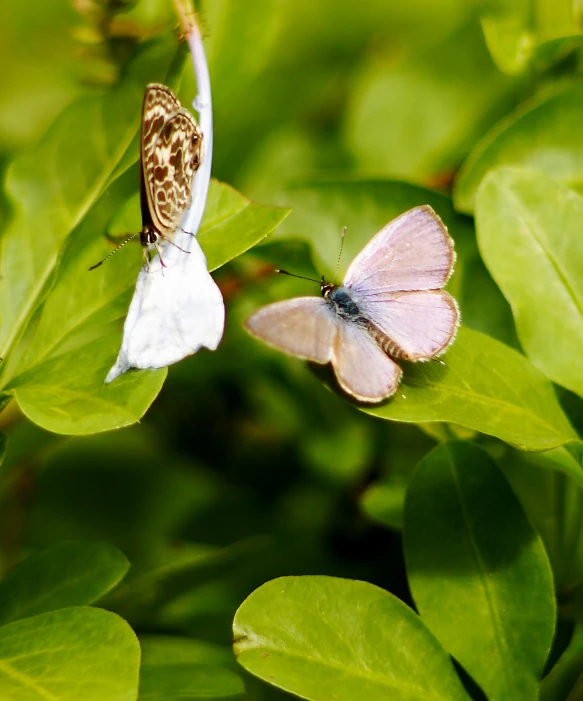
[141,83,203,238]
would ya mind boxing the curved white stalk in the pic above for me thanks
[105,19,224,384]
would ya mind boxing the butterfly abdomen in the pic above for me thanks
[365,322,409,360]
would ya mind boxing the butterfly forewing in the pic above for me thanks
[344,205,459,361]
[344,205,455,294]
[245,298,338,364]
[141,83,203,238]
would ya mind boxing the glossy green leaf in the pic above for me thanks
[454,82,583,213]
[7,334,166,435]
[139,664,244,700]
[476,168,583,398]
[233,575,470,701]
[364,326,576,451]
[0,34,180,364]
[345,21,515,182]
[0,541,129,625]
[405,441,555,701]
[0,606,140,701]
[480,0,581,74]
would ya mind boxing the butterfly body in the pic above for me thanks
[322,284,364,321]
[246,206,460,403]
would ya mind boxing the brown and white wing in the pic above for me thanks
[245,297,338,363]
[141,83,181,167]
[149,110,201,235]
[141,84,202,236]
[331,322,402,403]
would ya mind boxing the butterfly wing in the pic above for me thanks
[363,290,459,360]
[344,205,455,294]
[344,205,459,360]
[245,298,338,363]
[141,85,202,237]
[332,322,402,402]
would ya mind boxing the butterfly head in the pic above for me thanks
[140,226,159,249]
[320,279,337,299]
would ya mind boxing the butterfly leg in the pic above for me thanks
[163,236,191,255]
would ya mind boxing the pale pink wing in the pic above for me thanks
[360,290,459,361]
[245,297,338,363]
[332,322,402,403]
[344,205,455,294]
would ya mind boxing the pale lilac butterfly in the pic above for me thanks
[245,205,460,403]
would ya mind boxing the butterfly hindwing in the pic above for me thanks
[332,321,402,402]
[358,289,459,361]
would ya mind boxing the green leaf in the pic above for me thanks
[454,82,583,213]
[345,20,515,182]
[105,539,266,626]
[140,636,235,668]
[480,0,582,74]
[405,441,556,701]
[0,34,180,365]
[364,326,576,451]
[476,167,583,398]
[233,575,471,701]
[139,664,244,700]
[499,445,583,591]
[540,622,583,701]
[360,478,407,530]
[0,541,129,625]
[7,334,166,435]
[0,606,140,701]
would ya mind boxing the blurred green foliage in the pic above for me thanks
[1,0,583,699]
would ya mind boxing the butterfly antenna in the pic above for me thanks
[88,232,141,271]
[275,269,321,285]
[333,226,347,284]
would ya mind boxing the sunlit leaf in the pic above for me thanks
[405,441,555,701]
[476,167,583,398]
[454,82,583,213]
[234,575,471,701]
[0,607,139,701]
[7,335,166,435]
[364,327,576,451]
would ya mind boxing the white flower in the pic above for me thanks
[106,19,224,384]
